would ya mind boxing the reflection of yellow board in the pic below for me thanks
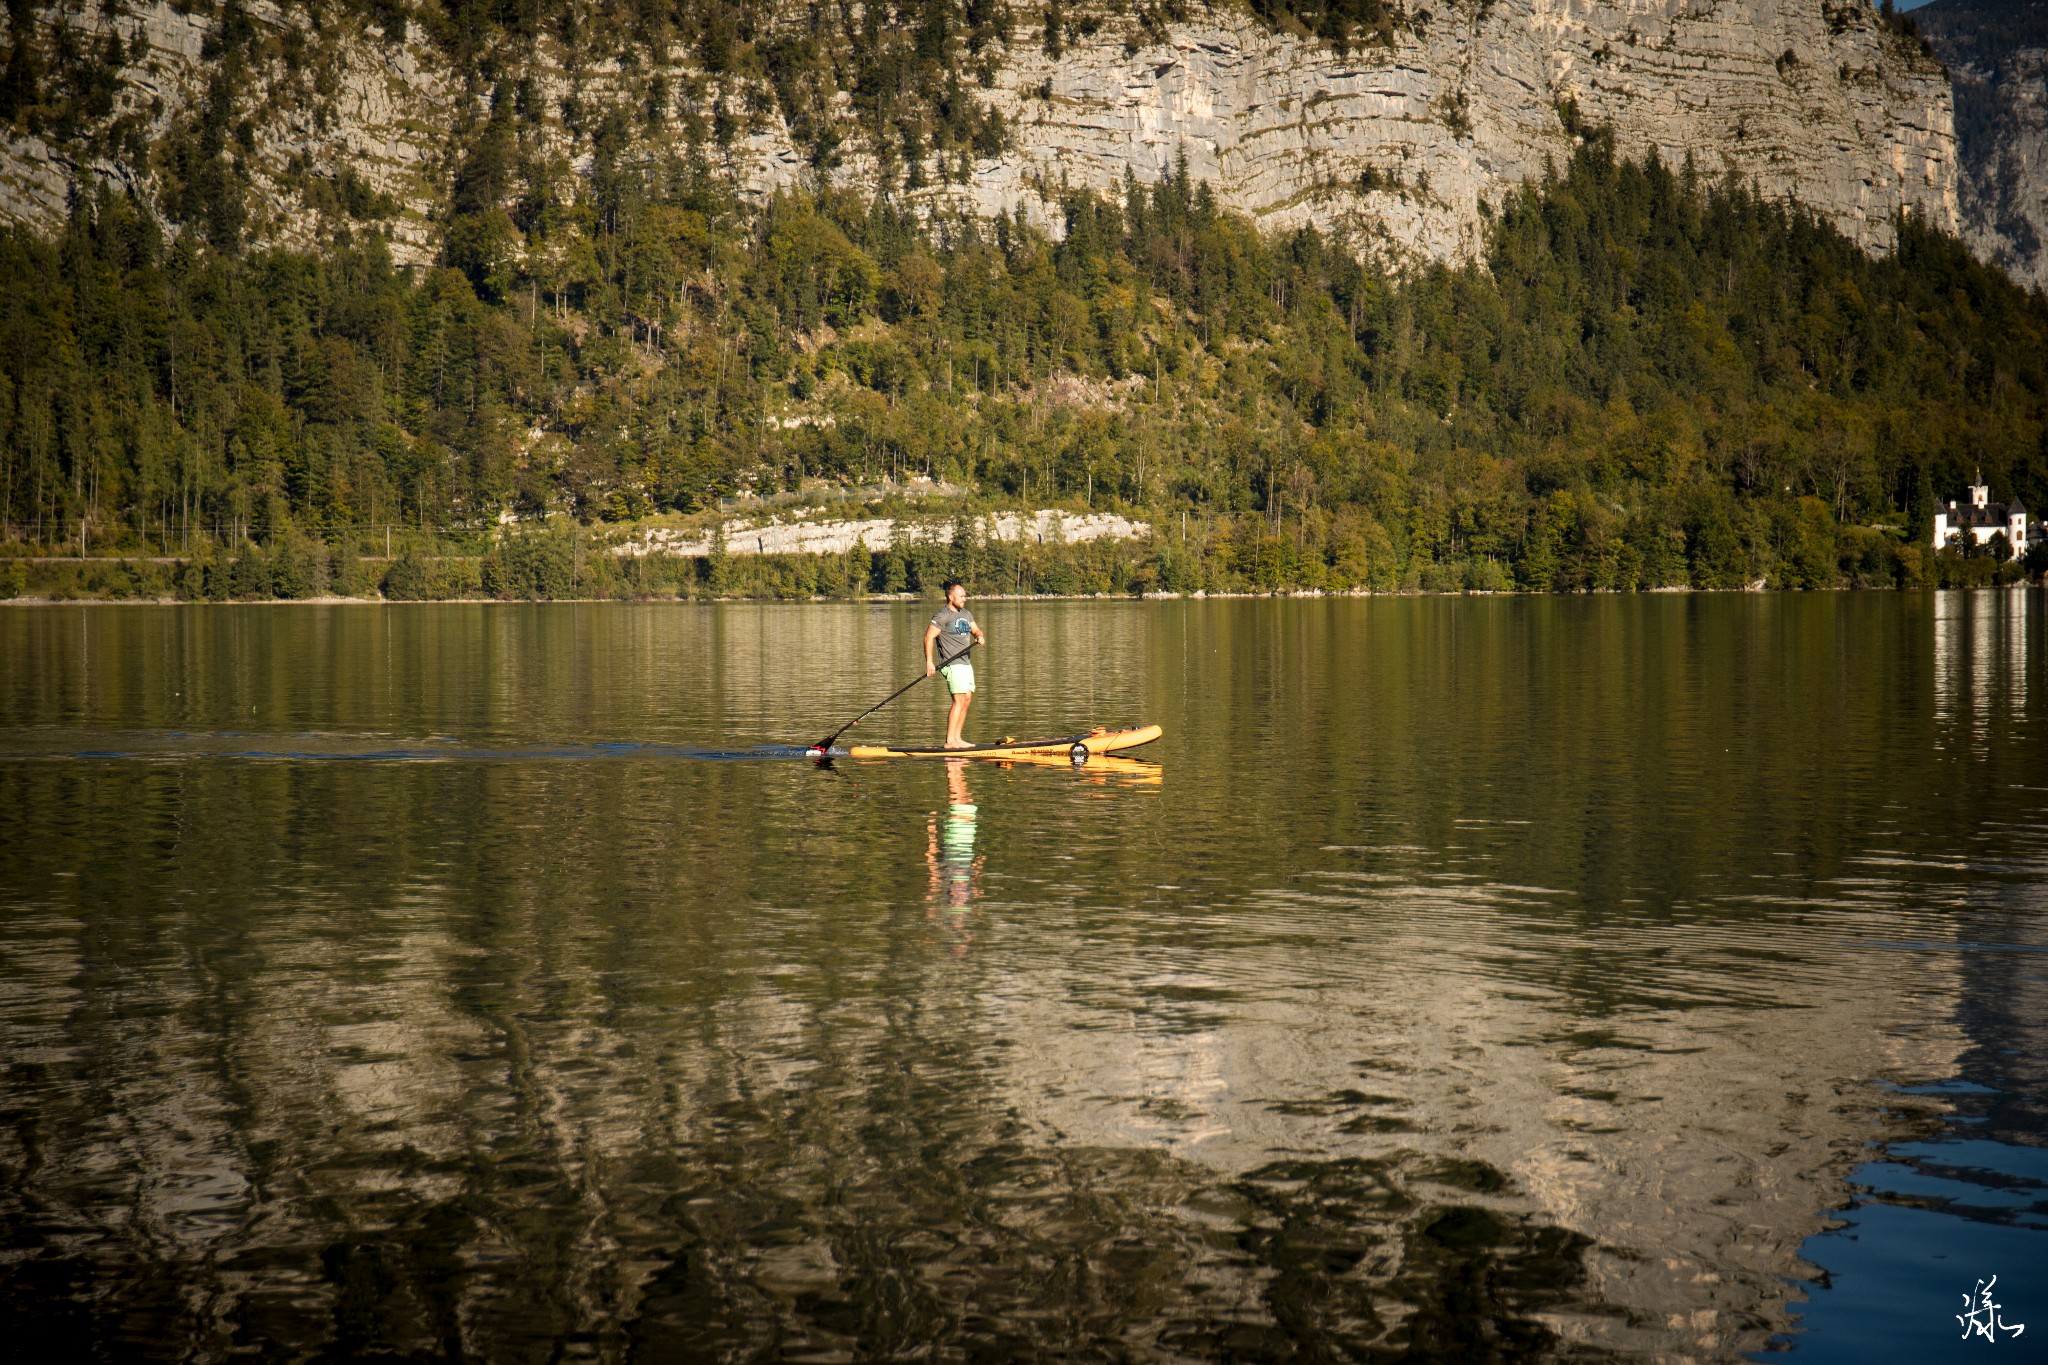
[989,752,1162,785]
[846,724,1162,760]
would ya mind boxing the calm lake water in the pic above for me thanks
[1,594,2044,1363]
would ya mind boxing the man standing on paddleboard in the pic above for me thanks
[924,580,987,750]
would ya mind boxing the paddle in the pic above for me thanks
[809,640,976,756]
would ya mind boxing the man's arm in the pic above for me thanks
[923,621,941,675]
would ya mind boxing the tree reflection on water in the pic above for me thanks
[0,596,2042,1361]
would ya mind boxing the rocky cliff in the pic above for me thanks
[0,0,1959,268]
[960,0,1960,260]
[1915,0,2048,290]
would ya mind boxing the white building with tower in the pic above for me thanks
[1934,478,2030,558]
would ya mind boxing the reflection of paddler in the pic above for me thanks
[927,761,983,947]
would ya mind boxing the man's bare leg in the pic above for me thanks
[944,692,974,748]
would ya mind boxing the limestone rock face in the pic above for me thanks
[951,0,1959,260]
[0,0,1959,269]
[1915,0,2048,290]
[0,1,452,263]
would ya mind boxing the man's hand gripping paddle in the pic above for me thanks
[808,641,976,758]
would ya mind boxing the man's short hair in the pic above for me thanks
[941,579,963,593]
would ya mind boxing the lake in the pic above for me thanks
[1,594,2043,1362]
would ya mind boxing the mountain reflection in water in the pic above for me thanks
[0,594,2041,1362]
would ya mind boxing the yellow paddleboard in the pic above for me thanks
[845,725,1163,760]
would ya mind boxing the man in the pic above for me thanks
[923,579,987,750]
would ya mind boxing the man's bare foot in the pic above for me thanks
[944,739,975,749]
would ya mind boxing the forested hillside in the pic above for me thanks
[3,128,2045,599]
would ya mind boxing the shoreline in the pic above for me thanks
[4,583,2043,607]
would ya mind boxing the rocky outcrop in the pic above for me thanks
[0,1,450,261]
[616,509,1152,558]
[0,0,1958,269]
[1916,0,2048,290]
[957,0,1958,260]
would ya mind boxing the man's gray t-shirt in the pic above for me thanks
[931,605,975,665]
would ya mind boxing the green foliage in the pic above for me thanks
[374,0,1015,189]
[493,530,578,598]
[1249,0,1396,52]
[331,542,376,597]
[3,131,2046,599]
[380,547,435,600]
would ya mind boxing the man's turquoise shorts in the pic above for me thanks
[939,660,975,695]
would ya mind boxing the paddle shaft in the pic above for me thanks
[813,641,976,752]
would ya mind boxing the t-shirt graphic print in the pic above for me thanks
[930,605,975,665]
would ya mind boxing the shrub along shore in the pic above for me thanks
[0,509,2038,603]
